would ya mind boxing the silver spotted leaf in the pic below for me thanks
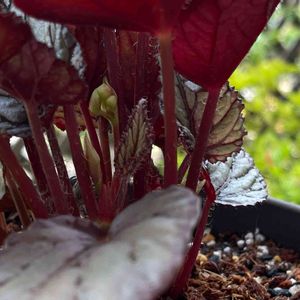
[115,99,154,176]
[0,185,200,300]
[206,149,267,206]
[176,76,246,162]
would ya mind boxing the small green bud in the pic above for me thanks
[89,82,118,122]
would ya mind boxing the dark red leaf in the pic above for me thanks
[173,0,281,89]
[72,26,107,94]
[0,12,87,105]
[117,31,138,113]
[14,0,185,34]
[0,12,31,64]
[116,31,161,120]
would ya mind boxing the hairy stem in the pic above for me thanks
[25,101,68,214]
[103,28,124,141]
[98,117,112,182]
[46,125,79,216]
[169,169,216,298]
[186,87,221,191]
[63,105,98,220]
[80,101,107,184]
[0,136,48,218]
[158,31,178,187]
[5,169,31,228]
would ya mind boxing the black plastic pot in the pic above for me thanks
[211,198,300,252]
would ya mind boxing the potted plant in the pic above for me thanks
[0,0,294,299]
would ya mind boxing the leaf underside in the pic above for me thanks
[176,76,246,162]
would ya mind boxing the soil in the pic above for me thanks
[185,230,300,300]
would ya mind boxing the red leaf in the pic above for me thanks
[173,0,280,89]
[0,12,31,64]
[117,31,138,113]
[117,31,161,120]
[14,0,185,34]
[72,26,107,94]
[0,12,87,105]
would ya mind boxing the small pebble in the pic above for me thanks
[245,238,254,246]
[237,240,245,248]
[289,284,300,296]
[267,267,283,277]
[257,245,269,254]
[278,262,291,272]
[202,233,215,244]
[232,255,239,263]
[196,253,208,264]
[213,250,222,258]
[223,246,231,255]
[268,287,291,297]
[254,276,262,284]
[273,255,282,264]
[209,254,220,263]
[245,232,254,240]
[255,233,266,243]
[260,254,273,261]
[206,240,216,247]
[257,246,269,259]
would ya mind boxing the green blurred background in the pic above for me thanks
[229,0,300,204]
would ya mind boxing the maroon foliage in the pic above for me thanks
[14,0,185,34]
[0,12,87,105]
[173,0,280,89]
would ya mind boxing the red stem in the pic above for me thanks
[5,169,32,228]
[23,137,53,212]
[98,118,112,182]
[103,28,125,140]
[46,125,79,216]
[134,32,149,104]
[0,212,6,232]
[80,101,107,184]
[158,32,178,187]
[25,101,68,214]
[0,136,48,218]
[63,105,99,220]
[169,169,216,298]
[186,88,221,191]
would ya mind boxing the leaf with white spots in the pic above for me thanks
[0,185,200,300]
[206,149,267,206]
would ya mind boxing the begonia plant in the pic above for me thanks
[0,0,281,299]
